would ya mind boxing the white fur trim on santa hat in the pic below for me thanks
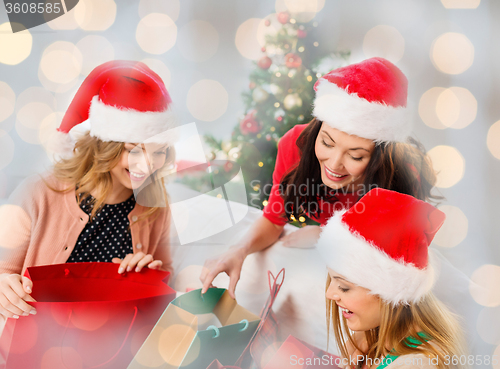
[316,210,435,305]
[88,96,179,144]
[46,129,76,160]
[312,80,412,143]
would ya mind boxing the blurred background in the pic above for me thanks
[0,0,499,366]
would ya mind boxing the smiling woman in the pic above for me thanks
[200,57,441,299]
[0,61,178,320]
[319,189,467,369]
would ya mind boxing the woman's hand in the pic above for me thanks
[281,225,321,249]
[199,246,247,299]
[340,331,369,369]
[0,273,37,319]
[112,252,163,274]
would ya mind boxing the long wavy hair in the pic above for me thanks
[281,119,442,221]
[326,275,468,369]
[46,133,175,223]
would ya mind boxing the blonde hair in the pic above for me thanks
[326,275,468,369]
[46,133,175,223]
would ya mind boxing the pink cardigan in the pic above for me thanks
[0,174,173,276]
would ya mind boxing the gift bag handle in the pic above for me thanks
[267,268,285,303]
[61,306,138,368]
[206,319,250,338]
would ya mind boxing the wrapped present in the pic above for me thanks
[127,287,260,369]
[0,262,176,369]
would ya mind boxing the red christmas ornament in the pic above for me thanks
[285,53,302,69]
[261,47,266,52]
[264,19,271,27]
[249,82,256,89]
[257,56,272,70]
[276,116,283,122]
[224,161,234,172]
[240,110,262,135]
[297,29,307,39]
[277,12,289,24]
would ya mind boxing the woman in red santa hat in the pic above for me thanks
[0,60,177,319]
[200,57,440,298]
[318,188,466,369]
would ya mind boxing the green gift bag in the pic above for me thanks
[127,288,260,369]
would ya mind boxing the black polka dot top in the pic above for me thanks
[67,194,135,263]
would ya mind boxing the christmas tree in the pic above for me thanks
[201,12,349,225]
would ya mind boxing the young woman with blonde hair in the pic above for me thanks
[317,188,467,369]
[0,61,177,320]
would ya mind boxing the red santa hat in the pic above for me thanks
[52,60,177,154]
[313,57,411,143]
[316,188,445,305]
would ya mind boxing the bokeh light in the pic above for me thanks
[51,304,72,327]
[419,87,447,130]
[436,89,459,128]
[71,305,110,331]
[16,87,57,152]
[0,81,16,123]
[174,265,204,292]
[47,6,79,30]
[130,324,155,356]
[177,21,219,62]
[7,315,38,354]
[136,13,177,55]
[141,59,171,89]
[0,171,7,198]
[431,32,474,74]
[132,325,166,367]
[436,87,477,129]
[259,341,283,368]
[16,102,54,145]
[16,87,57,111]
[186,80,228,122]
[427,145,465,188]
[38,70,81,95]
[0,130,15,170]
[420,87,476,130]
[0,22,32,65]
[0,204,31,249]
[256,17,281,53]
[39,112,64,161]
[363,25,405,63]
[487,120,500,160]
[159,325,199,365]
[39,41,83,86]
[41,347,83,369]
[441,0,480,8]
[433,205,468,248]
[275,0,325,22]
[235,18,264,60]
[476,306,500,345]
[74,0,116,31]
[470,264,500,307]
[494,345,500,369]
[138,0,180,22]
[77,328,121,367]
[76,36,115,76]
